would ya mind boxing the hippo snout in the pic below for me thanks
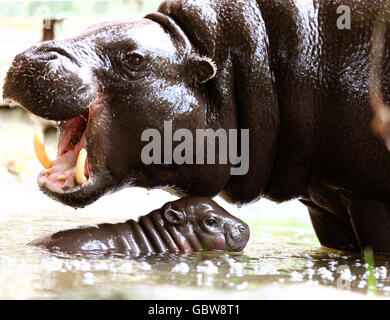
[3,40,97,121]
[17,43,73,63]
[226,222,250,252]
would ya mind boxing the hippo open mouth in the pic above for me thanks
[37,108,90,193]
[4,93,109,208]
[2,33,119,207]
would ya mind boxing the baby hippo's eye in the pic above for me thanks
[126,52,144,67]
[205,218,217,227]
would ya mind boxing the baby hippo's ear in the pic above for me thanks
[164,206,187,225]
[187,54,217,84]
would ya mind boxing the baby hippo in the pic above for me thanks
[29,197,250,257]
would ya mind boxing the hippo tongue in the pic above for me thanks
[34,110,90,193]
[57,110,89,155]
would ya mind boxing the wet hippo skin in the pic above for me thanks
[29,197,250,257]
[4,0,390,255]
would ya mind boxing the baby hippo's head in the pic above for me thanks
[163,197,250,252]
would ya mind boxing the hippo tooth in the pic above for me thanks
[75,148,87,184]
[44,168,53,175]
[34,132,52,169]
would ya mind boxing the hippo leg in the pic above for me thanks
[300,200,360,252]
[341,193,390,256]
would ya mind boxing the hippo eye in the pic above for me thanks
[127,53,144,67]
[205,218,217,227]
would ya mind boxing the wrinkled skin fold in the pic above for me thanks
[29,197,250,258]
[4,0,390,255]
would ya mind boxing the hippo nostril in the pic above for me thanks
[37,46,75,63]
[238,225,246,232]
[35,51,62,63]
[43,54,58,61]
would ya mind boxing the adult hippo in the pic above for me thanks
[3,0,390,255]
[29,197,250,257]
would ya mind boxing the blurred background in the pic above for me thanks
[2,1,384,300]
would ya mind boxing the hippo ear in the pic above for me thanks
[145,13,217,84]
[188,54,217,84]
[164,207,186,225]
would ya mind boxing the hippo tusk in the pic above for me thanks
[75,148,88,185]
[34,132,52,169]
[57,175,66,181]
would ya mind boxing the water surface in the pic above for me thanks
[1,188,389,299]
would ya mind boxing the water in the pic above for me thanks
[1,189,390,299]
